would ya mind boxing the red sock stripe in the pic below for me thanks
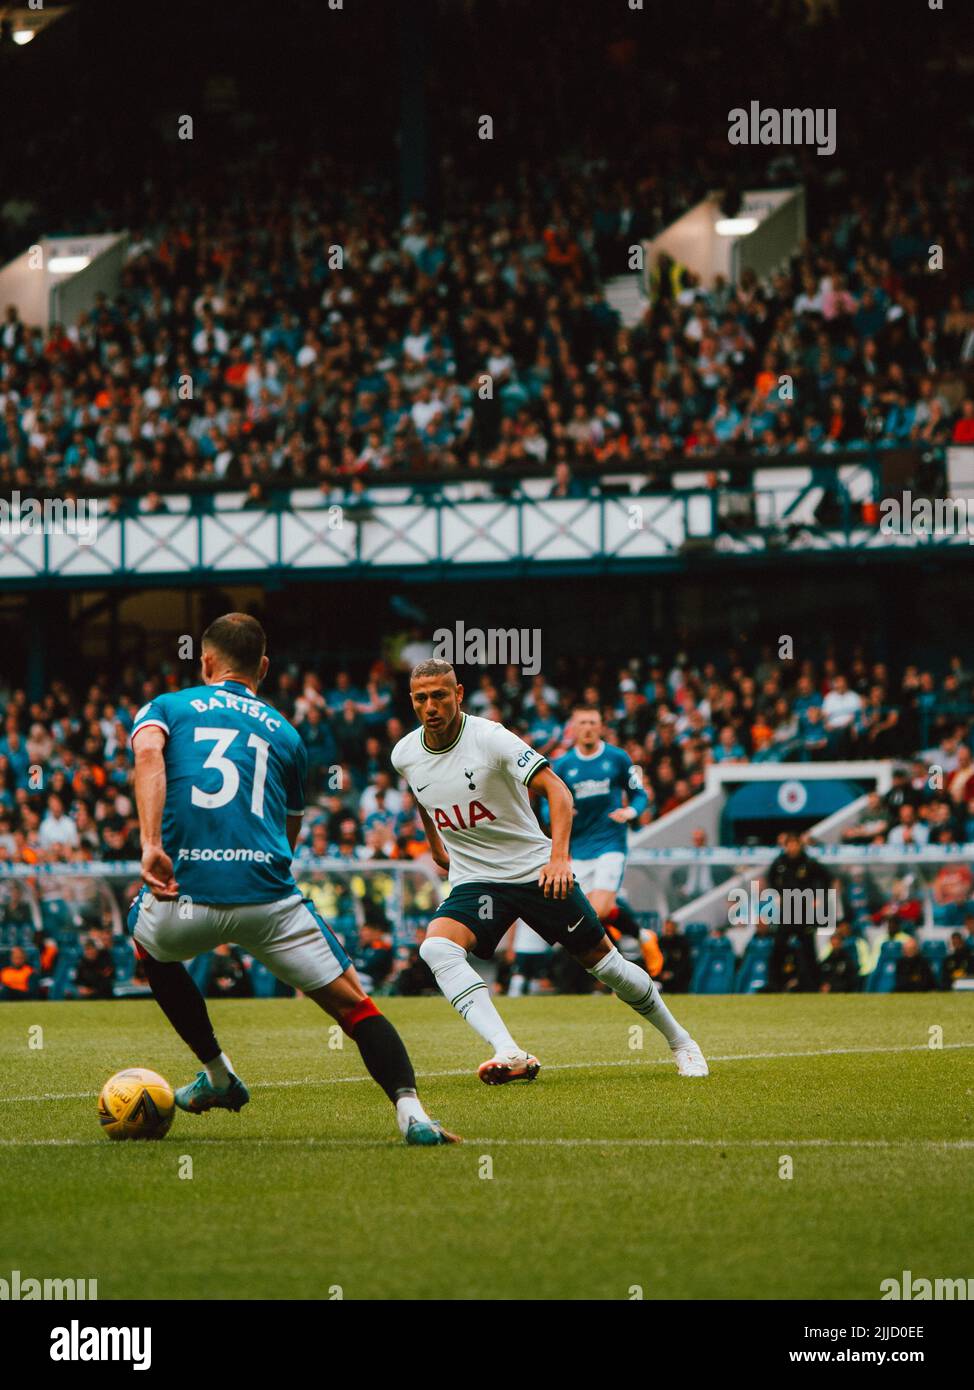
[342,996,381,1035]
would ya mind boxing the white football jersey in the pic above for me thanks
[391,713,552,884]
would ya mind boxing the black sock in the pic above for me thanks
[613,898,642,938]
[350,1013,417,1105]
[143,955,220,1065]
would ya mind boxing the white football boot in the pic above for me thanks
[672,1039,709,1077]
[477,1049,541,1085]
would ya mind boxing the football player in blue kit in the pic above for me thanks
[129,613,458,1146]
[553,707,648,923]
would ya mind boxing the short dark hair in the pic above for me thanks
[410,658,456,683]
[201,613,266,676]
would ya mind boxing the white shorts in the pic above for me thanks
[130,889,351,994]
[572,852,626,897]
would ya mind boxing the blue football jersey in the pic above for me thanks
[552,742,648,858]
[131,679,307,904]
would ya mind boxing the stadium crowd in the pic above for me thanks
[0,159,971,507]
[2,644,974,869]
[2,641,974,1001]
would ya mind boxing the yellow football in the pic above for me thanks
[98,1067,175,1140]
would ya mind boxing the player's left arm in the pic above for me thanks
[531,766,575,900]
[286,814,303,852]
[284,737,308,854]
[608,754,650,824]
[132,725,179,899]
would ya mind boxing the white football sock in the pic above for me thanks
[587,946,691,1049]
[395,1091,430,1136]
[419,936,520,1055]
[203,1051,233,1090]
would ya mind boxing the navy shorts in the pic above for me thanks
[433,879,605,960]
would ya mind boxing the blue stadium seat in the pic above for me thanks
[40,899,77,935]
[920,939,947,968]
[684,922,710,946]
[691,937,737,994]
[187,953,213,992]
[112,942,136,986]
[736,935,774,993]
[866,940,903,994]
[248,959,294,998]
[635,911,661,935]
[48,947,81,1001]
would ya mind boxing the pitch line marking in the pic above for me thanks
[0,1039,971,1106]
[0,1136,972,1151]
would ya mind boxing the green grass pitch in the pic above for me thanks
[1,994,971,1300]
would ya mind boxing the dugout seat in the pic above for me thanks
[112,941,136,986]
[920,939,947,968]
[866,940,903,994]
[683,922,710,946]
[40,898,79,936]
[248,959,295,999]
[47,947,81,1001]
[690,937,737,994]
[736,935,774,993]
[187,953,213,992]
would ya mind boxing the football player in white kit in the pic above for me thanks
[392,660,708,1083]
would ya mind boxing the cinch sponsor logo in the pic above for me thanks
[177,847,272,862]
[881,1270,974,1300]
[50,1321,151,1371]
[0,1269,97,1300]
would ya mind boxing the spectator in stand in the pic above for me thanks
[821,675,862,756]
[38,794,79,853]
[887,803,930,849]
[0,946,38,1001]
[894,936,937,992]
[658,918,692,993]
[206,943,253,999]
[351,923,394,994]
[942,930,973,988]
[842,790,890,844]
[930,839,974,925]
[73,937,115,1000]
[819,932,860,993]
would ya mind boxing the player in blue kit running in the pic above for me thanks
[129,613,458,1146]
[553,707,647,920]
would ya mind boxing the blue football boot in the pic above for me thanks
[404,1117,462,1146]
[174,1071,251,1114]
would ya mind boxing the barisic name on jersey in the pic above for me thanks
[391,713,553,885]
[131,680,307,904]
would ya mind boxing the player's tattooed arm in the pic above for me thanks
[132,725,179,900]
[530,767,575,899]
[417,802,450,873]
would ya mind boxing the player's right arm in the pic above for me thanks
[132,725,179,900]
[417,803,450,873]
